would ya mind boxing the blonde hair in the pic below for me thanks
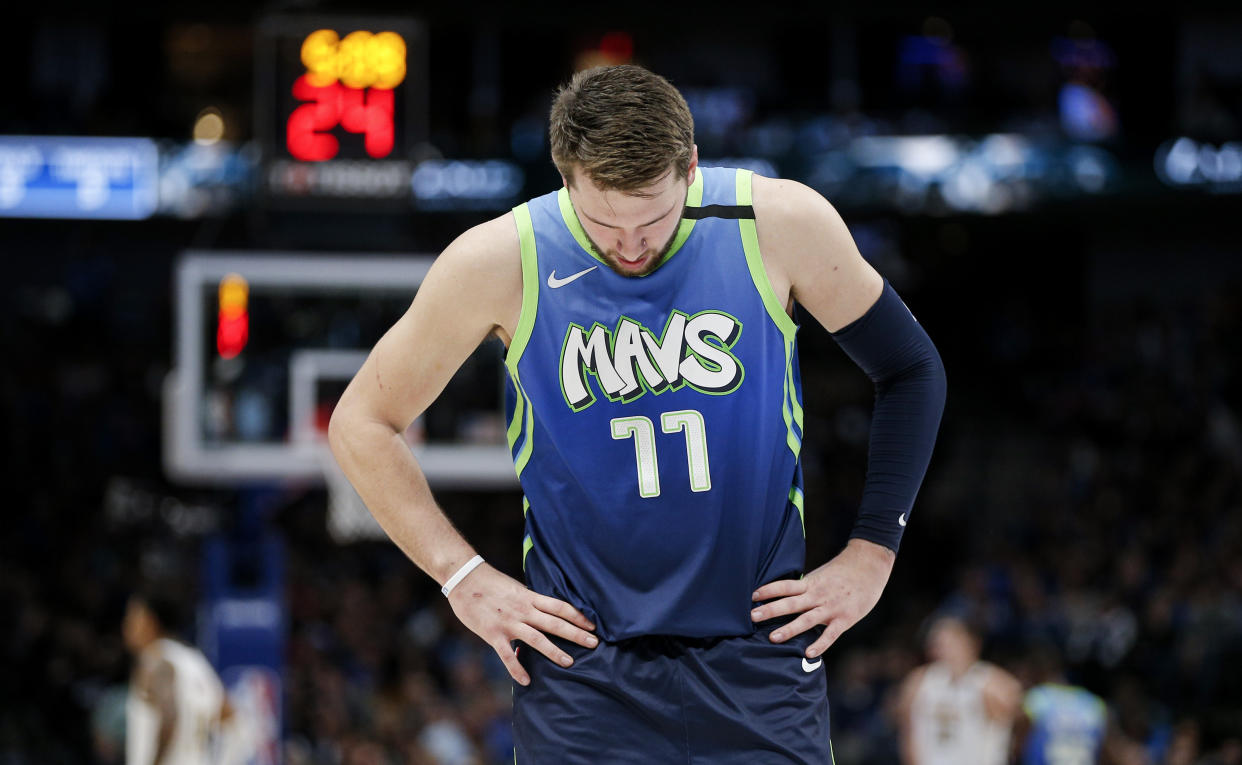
[549,65,695,194]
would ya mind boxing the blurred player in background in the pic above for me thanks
[122,589,238,765]
[895,614,1023,765]
[1016,644,1109,765]
[330,64,946,761]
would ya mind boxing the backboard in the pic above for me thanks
[163,252,516,491]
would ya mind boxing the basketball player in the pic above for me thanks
[122,590,234,765]
[329,64,947,761]
[1017,644,1109,765]
[895,615,1023,765]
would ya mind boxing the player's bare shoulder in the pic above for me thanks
[750,174,857,267]
[748,176,823,309]
[749,174,882,333]
[750,174,830,218]
[426,211,524,343]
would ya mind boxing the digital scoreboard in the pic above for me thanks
[255,15,427,209]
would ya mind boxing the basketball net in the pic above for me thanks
[316,445,389,543]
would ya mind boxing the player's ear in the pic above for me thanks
[686,144,699,185]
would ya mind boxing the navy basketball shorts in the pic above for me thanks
[512,621,833,764]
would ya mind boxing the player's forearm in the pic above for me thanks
[830,280,946,552]
[851,346,946,547]
[327,414,477,585]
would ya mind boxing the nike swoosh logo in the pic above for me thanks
[547,266,597,289]
[898,513,907,527]
[802,657,823,673]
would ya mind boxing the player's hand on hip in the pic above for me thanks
[445,562,597,685]
[750,538,896,659]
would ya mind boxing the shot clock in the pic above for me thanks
[255,15,427,208]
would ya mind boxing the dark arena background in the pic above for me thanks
[3,2,1241,763]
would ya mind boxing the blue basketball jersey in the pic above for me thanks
[1022,684,1108,765]
[503,167,806,641]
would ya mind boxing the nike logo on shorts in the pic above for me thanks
[802,657,823,672]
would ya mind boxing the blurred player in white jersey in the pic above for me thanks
[895,614,1023,765]
[123,589,235,765]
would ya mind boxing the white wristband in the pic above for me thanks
[441,555,485,597]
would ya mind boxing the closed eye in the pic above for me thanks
[582,202,678,230]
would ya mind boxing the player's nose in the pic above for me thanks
[616,231,647,257]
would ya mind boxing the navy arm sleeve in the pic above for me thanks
[829,279,946,552]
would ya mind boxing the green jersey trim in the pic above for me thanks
[504,204,540,482]
[504,366,535,477]
[506,203,540,371]
[505,381,525,449]
[555,171,705,271]
[734,169,798,340]
[780,337,802,461]
[785,337,804,432]
[789,485,806,536]
[510,372,535,477]
[737,168,802,461]
[661,170,705,264]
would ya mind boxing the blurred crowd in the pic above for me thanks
[1,245,1239,764]
[823,280,1242,764]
